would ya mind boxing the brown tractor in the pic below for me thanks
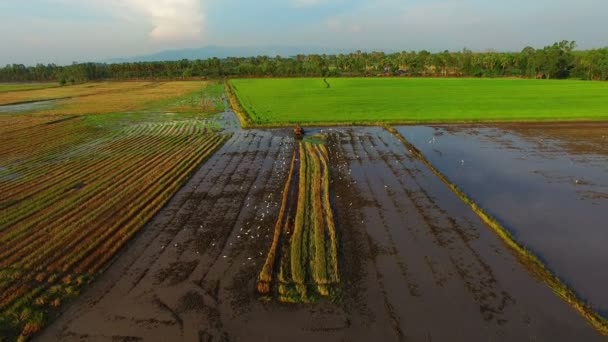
[294,124,304,139]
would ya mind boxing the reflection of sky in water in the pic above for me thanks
[0,100,56,114]
[398,125,608,314]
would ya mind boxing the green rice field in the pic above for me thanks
[229,78,608,125]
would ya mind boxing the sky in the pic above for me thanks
[1,0,607,65]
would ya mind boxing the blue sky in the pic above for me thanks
[1,0,607,65]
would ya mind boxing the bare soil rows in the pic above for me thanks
[38,126,603,341]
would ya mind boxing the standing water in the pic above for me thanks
[397,124,608,316]
[0,100,57,113]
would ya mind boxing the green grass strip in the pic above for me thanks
[224,81,252,128]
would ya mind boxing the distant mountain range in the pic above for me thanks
[105,45,380,63]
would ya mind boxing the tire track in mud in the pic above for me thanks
[149,132,270,284]
[208,135,296,322]
[36,134,262,332]
[124,131,275,316]
[349,131,425,296]
[123,137,241,286]
[119,132,257,295]
[191,134,286,285]
[355,129,515,340]
[326,127,603,342]
[326,133,390,337]
[332,130,407,342]
[38,126,605,342]
[362,132,515,323]
[37,131,295,341]
[349,129,458,341]
[140,131,292,340]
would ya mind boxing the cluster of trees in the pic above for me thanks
[1,41,607,83]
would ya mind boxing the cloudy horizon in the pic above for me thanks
[1,0,607,65]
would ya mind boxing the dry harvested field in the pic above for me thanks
[0,82,152,106]
[0,84,57,94]
[38,125,604,341]
[0,81,218,135]
[0,82,229,340]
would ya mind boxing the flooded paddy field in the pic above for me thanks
[40,124,603,341]
[0,100,57,113]
[397,123,608,318]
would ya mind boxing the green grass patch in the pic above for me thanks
[229,78,608,125]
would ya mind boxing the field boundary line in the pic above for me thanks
[224,81,252,128]
[217,118,608,129]
[384,125,608,336]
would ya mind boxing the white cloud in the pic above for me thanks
[46,0,206,43]
[125,0,205,42]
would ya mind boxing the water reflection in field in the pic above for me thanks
[0,100,57,113]
[398,123,608,316]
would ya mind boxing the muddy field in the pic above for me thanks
[38,122,604,341]
[398,123,608,317]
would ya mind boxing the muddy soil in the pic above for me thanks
[38,125,604,341]
[398,124,608,316]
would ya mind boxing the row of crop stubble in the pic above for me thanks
[257,139,339,302]
[0,117,228,340]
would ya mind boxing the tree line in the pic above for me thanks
[1,41,607,83]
